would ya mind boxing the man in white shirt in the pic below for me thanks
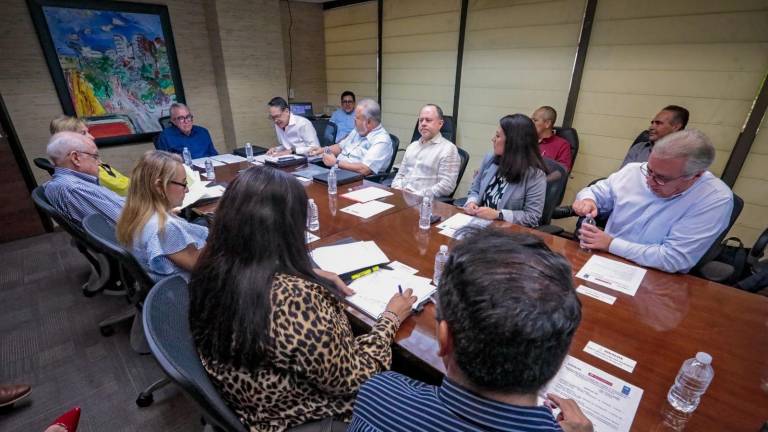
[391,104,460,197]
[311,98,393,176]
[267,96,320,156]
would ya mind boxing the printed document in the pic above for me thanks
[436,213,491,238]
[341,187,393,203]
[311,241,389,275]
[341,201,394,219]
[540,355,643,432]
[575,255,646,296]
[211,154,247,164]
[347,269,436,318]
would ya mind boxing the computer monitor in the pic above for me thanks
[289,102,314,118]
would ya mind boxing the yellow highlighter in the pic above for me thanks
[350,265,380,280]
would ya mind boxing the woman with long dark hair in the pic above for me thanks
[189,166,416,432]
[464,114,547,226]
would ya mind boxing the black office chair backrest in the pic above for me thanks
[31,186,93,245]
[553,127,579,172]
[311,118,337,147]
[382,134,400,174]
[82,213,154,300]
[447,147,470,199]
[541,159,569,226]
[143,276,248,432]
[411,115,456,145]
[632,129,650,147]
[691,193,745,274]
[158,116,172,129]
[34,158,56,176]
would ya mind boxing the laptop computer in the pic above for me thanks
[290,102,314,118]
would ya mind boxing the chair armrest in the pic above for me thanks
[366,172,396,185]
[436,196,454,205]
[551,205,575,219]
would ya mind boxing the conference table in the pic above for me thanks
[197,160,768,431]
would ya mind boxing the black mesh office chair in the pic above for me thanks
[33,158,55,176]
[411,115,456,145]
[311,118,338,147]
[366,134,400,184]
[538,159,569,227]
[689,193,744,277]
[158,115,172,129]
[143,276,248,431]
[552,126,579,173]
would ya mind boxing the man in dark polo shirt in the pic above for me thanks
[621,105,688,168]
[533,106,572,171]
[156,102,218,158]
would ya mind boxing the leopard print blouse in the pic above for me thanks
[201,273,399,432]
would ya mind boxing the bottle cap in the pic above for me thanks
[439,245,448,253]
[695,352,712,364]
[308,198,315,204]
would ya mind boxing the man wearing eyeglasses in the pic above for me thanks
[155,103,218,158]
[571,129,733,273]
[327,91,356,144]
[44,131,125,227]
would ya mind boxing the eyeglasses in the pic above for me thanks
[74,150,100,161]
[174,114,194,122]
[341,99,355,104]
[169,180,188,189]
[639,162,690,186]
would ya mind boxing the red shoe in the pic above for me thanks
[49,407,81,432]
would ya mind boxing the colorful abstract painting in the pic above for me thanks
[28,0,185,145]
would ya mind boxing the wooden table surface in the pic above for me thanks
[196,160,768,431]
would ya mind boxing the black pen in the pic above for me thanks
[398,284,403,295]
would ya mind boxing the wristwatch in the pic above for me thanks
[496,211,504,221]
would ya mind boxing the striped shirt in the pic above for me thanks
[348,372,562,432]
[44,167,125,227]
[130,213,208,282]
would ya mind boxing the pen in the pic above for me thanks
[398,284,403,295]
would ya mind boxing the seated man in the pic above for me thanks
[267,96,320,156]
[622,105,688,167]
[391,104,459,197]
[574,129,733,273]
[155,103,218,159]
[327,90,356,144]
[44,132,125,226]
[348,227,591,432]
[311,98,392,176]
[532,105,572,171]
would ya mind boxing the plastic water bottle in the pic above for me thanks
[667,352,714,413]
[182,147,192,166]
[307,199,320,231]
[433,245,449,286]
[579,215,596,251]
[245,142,254,163]
[328,165,338,195]
[205,159,216,181]
[419,194,432,230]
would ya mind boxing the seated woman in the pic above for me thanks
[49,116,130,196]
[189,166,416,432]
[116,150,207,282]
[464,113,547,226]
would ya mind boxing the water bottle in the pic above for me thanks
[307,198,320,231]
[579,215,596,251]
[182,147,192,166]
[667,352,714,413]
[419,194,432,230]
[433,245,449,286]
[328,165,338,195]
[205,158,216,181]
[245,142,254,163]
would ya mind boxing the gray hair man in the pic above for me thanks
[573,129,733,273]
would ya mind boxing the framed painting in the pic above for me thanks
[27,0,185,146]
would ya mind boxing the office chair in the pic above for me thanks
[689,194,744,277]
[143,276,248,431]
[552,126,579,173]
[440,147,470,202]
[158,116,172,129]
[411,115,456,145]
[538,158,569,227]
[33,158,55,176]
[311,118,337,147]
[366,134,400,184]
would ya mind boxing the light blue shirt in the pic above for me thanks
[131,213,208,282]
[329,108,355,143]
[338,124,393,174]
[45,167,125,227]
[575,163,733,273]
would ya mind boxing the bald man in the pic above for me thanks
[532,106,572,171]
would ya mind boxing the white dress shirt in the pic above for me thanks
[575,163,733,273]
[275,113,320,153]
[391,133,460,197]
[338,124,393,174]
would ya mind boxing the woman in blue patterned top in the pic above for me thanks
[464,114,547,227]
[116,150,207,281]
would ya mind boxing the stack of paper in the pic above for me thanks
[191,157,225,169]
[311,241,389,275]
[341,201,394,219]
[341,187,393,203]
[347,269,437,318]
[181,181,226,209]
[436,213,491,238]
[211,154,247,164]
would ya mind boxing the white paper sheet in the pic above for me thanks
[310,241,389,275]
[575,255,646,296]
[305,231,320,244]
[387,261,419,275]
[341,187,393,203]
[540,355,643,432]
[192,157,225,168]
[211,154,247,164]
[340,201,394,219]
[436,213,491,231]
[347,269,436,318]
[576,285,617,305]
[181,183,226,209]
[583,341,637,373]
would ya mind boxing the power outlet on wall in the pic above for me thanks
[288,88,295,98]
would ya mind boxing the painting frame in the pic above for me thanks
[27,0,186,147]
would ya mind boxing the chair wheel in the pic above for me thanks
[100,326,114,337]
[136,393,154,407]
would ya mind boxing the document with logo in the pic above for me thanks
[539,355,643,432]
[575,255,646,296]
[347,269,436,317]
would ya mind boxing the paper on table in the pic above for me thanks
[310,240,389,275]
[387,261,419,275]
[212,154,246,164]
[347,269,436,318]
[539,355,643,432]
[305,231,320,244]
[437,213,491,231]
[575,255,646,296]
[181,182,225,209]
[192,157,225,168]
[341,186,393,203]
[341,201,394,219]
[252,154,269,164]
